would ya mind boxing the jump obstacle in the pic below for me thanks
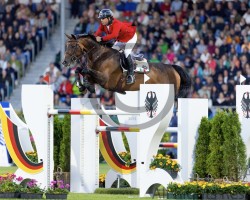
[0,84,210,197]
[0,85,207,196]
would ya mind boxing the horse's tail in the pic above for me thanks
[172,64,192,98]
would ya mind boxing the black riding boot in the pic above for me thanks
[126,55,135,84]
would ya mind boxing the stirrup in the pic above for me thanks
[126,74,135,85]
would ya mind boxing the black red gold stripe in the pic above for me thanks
[98,118,136,174]
[0,106,43,173]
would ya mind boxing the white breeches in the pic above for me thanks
[112,33,137,58]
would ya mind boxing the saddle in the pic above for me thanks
[120,52,150,74]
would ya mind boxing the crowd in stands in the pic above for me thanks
[54,0,249,109]
[0,0,59,101]
[3,0,250,110]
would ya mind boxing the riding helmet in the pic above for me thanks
[98,9,113,19]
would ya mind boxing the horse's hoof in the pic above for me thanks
[79,86,86,92]
[88,86,96,93]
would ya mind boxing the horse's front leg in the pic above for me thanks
[75,67,87,93]
[76,67,96,93]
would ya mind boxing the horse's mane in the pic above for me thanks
[76,33,97,42]
[74,33,114,48]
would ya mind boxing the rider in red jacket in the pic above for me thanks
[94,9,137,85]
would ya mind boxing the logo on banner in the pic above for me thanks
[241,92,250,119]
[145,91,158,118]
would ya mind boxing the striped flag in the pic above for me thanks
[0,127,5,146]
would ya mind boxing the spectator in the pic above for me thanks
[9,53,22,77]
[74,16,88,35]
[44,62,59,82]
[62,94,71,107]
[85,17,99,34]
[58,77,73,98]
[136,0,148,14]
[170,0,182,13]
[187,24,198,39]
[5,62,17,84]
[200,48,210,64]
[100,90,114,109]
[69,0,80,19]
[36,75,47,85]
[0,54,7,70]
[243,8,250,24]
[214,92,227,106]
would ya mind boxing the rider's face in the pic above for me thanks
[101,18,109,25]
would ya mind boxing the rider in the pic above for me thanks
[94,9,137,85]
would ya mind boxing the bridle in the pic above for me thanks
[64,39,97,65]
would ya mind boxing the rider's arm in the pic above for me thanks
[94,24,104,37]
[102,22,122,42]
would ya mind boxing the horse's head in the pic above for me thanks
[62,34,84,67]
[62,33,112,67]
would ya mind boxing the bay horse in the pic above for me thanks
[62,34,191,98]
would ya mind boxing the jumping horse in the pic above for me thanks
[62,34,191,98]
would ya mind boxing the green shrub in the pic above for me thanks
[221,111,247,181]
[59,115,70,172]
[206,111,226,179]
[193,117,211,178]
[53,115,63,171]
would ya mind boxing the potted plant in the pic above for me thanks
[45,180,69,199]
[19,179,44,199]
[0,173,23,198]
[149,154,181,179]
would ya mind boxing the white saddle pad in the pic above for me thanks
[134,58,150,73]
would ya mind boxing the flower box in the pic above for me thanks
[167,193,200,200]
[166,170,178,179]
[20,192,43,199]
[0,192,15,198]
[46,193,68,199]
[150,154,181,174]
[202,193,246,200]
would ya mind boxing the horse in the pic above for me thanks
[62,34,191,98]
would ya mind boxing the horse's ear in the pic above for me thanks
[65,33,72,39]
[71,34,77,40]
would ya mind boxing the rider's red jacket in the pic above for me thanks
[94,18,136,42]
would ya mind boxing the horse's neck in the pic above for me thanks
[81,39,102,64]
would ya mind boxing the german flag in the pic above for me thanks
[99,118,136,174]
[0,106,43,173]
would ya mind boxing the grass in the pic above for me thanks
[0,194,151,200]
[67,193,151,199]
[0,166,17,174]
[0,163,110,175]
[99,162,111,174]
